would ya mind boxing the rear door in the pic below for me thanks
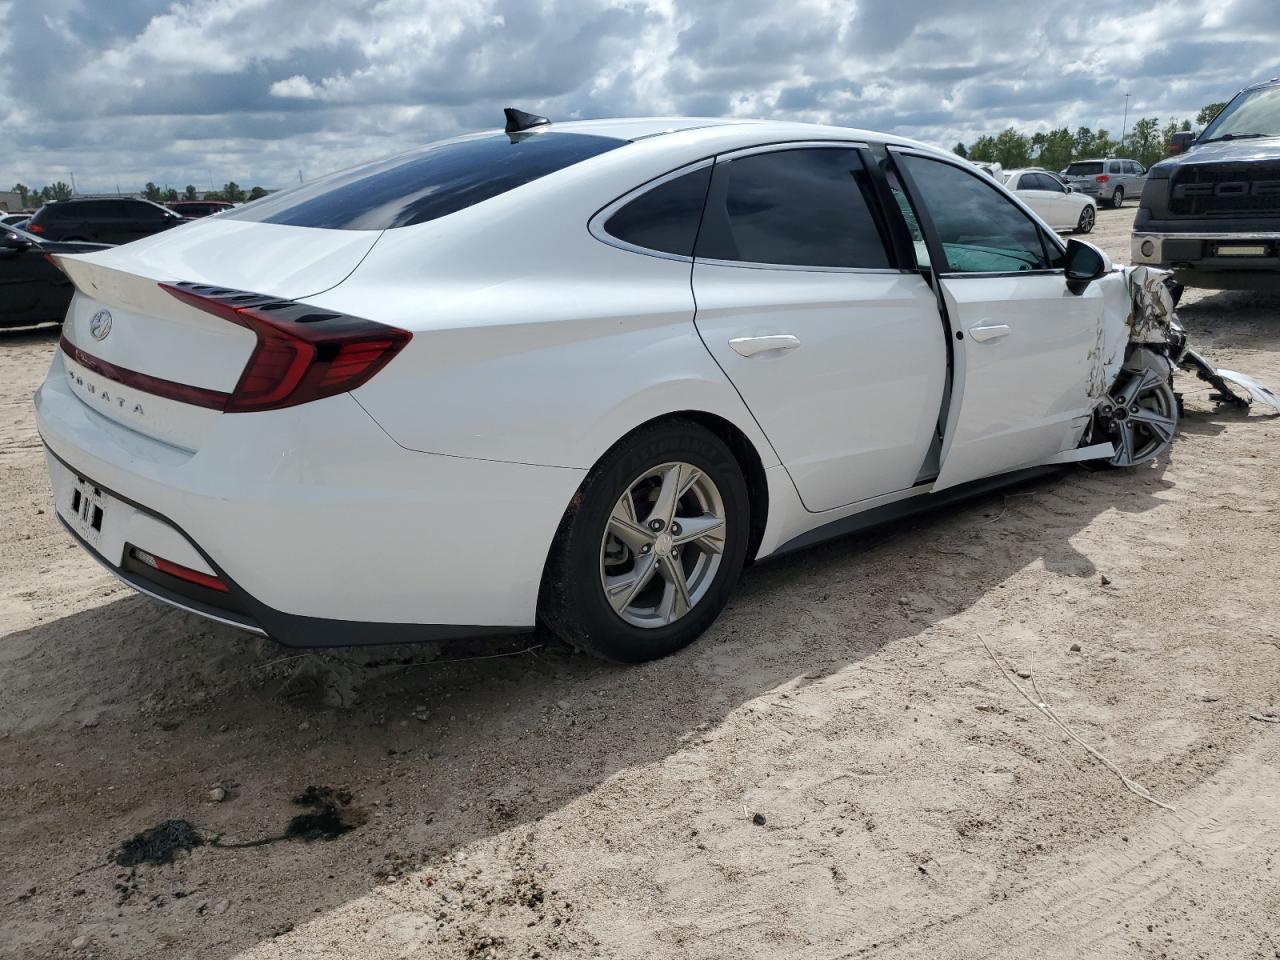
[889,149,1104,491]
[0,230,42,320]
[1013,173,1060,227]
[692,143,947,512]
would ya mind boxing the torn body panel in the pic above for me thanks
[1075,263,1278,468]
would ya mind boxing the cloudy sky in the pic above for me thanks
[1,0,1277,194]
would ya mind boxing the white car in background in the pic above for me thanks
[36,111,1176,663]
[1004,168,1097,233]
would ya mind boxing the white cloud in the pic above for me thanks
[0,0,1276,193]
[269,75,321,99]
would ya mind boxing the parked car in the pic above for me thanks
[2,212,30,227]
[38,111,1175,662]
[26,197,186,245]
[1063,158,1148,208]
[0,225,109,328]
[1004,168,1097,232]
[167,200,234,219]
[1132,77,1280,291]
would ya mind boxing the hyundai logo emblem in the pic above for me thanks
[89,309,113,341]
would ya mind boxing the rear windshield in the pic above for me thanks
[224,131,627,231]
[1066,162,1103,176]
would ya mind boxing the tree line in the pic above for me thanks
[9,180,271,209]
[954,102,1227,171]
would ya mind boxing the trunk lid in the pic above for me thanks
[54,219,381,450]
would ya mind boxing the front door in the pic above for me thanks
[890,151,1105,491]
[692,145,948,513]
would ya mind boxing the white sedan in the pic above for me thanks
[1004,168,1097,233]
[36,111,1179,662]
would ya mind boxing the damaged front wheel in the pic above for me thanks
[1097,359,1179,467]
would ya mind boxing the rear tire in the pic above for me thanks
[1110,187,1125,209]
[538,419,750,663]
[1076,205,1096,233]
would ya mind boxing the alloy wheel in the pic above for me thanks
[599,461,726,628]
[1112,188,1124,209]
[1100,367,1178,466]
[1078,206,1095,233]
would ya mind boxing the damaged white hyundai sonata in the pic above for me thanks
[36,110,1227,662]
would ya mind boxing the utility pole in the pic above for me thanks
[70,171,78,195]
[1120,93,1132,154]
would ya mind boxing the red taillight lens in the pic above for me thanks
[132,547,230,593]
[159,283,411,413]
[1095,174,1110,183]
[28,222,44,234]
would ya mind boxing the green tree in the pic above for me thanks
[1128,117,1163,166]
[183,184,198,200]
[992,127,1032,168]
[1093,129,1119,157]
[1037,127,1075,172]
[164,188,179,202]
[143,181,162,201]
[247,186,268,201]
[12,182,35,207]
[968,134,997,162]
[952,142,968,158]
[221,181,245,202]
[1196,102,1227,127]
[46,181,73,201]
[1073,126,1098,158]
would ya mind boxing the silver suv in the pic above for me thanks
[1063,159,1148,208]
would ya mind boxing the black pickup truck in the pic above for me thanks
[1131,77,1280,291]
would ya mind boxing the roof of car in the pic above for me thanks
[1242,77,1280,92]
[524,116,943,153]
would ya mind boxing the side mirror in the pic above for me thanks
[0,232,32,253]
[1168,131,1196,155]
[1064,238,1108,295]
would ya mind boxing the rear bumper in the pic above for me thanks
[35,351,586,646]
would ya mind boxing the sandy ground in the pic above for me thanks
[2,206,1279,960]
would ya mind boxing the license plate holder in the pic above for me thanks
[66,477,107,544]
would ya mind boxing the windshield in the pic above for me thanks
[1201,84,1280,141]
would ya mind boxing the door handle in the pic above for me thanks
[967,323,1011,343]
[728,334,801,357]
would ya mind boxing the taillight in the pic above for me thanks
[28,222,44,234]
[131,547,229,593]
[1095,174,1110,183]
[159,282,411,413]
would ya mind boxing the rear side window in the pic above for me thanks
[695,148,893,269]
[58,201,110,218]
[223,131,626,231]
[131,201,171,221]
[1066,162,1103,176]
[603,165,712,257]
